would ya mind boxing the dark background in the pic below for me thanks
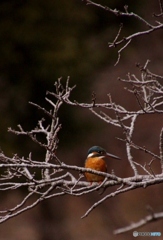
[0,0,163,239]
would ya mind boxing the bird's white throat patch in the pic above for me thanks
[87,152,105,158]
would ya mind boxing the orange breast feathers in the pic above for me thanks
[84,157,107,182]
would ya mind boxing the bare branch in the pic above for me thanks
[81,185,135,219]
[114,210,163,234]
[1,59,163,229]
[83,0,163,64]
[114,39,131,66]
[159,128,163,173]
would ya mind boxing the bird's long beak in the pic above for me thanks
[106,152,121,160]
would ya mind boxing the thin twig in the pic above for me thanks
[114,211,163,234]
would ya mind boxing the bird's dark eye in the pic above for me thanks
[98,150,104,154]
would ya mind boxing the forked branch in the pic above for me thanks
[83,0,163,64]
[0,63,163,230]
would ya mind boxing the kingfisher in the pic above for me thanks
[85,146,120,182]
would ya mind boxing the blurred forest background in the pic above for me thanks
[0,0,163,239]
